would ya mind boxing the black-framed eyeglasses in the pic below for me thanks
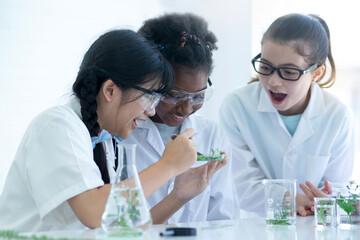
[251,53,318,81]
[161,78,214,106]
[122,82,164,111]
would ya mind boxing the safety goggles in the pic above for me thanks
[161,78,214,105]
[124,83,164,111]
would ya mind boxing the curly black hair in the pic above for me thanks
[138,13,218,74]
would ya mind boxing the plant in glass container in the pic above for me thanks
[337,180,360,226]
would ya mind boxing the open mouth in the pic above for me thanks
[269,90,287,105]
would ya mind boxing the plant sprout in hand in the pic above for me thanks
[197,149,225,161]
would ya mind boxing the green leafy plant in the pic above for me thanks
[337,181,359,224]
[266,204,293,225]
[197,149,225,161]
[107,188,140,229]
[0,230,79,240]
[317,200,330,226]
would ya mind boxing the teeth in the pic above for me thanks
[171,113,184,119]
[271,90,281,94]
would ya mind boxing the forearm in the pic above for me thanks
[139,160,175,198]
[150,192,186,224]
[68,184,112,228]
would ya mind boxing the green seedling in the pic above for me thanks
[197,148,225,161]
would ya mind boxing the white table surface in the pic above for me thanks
[24,216,360,240]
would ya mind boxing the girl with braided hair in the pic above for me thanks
[220,13,354,217]
[0,29,198,231]
[125,13,239,224]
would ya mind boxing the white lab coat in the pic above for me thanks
[219,82,354,215]
[124,114,239,223]
[0,98,104,232]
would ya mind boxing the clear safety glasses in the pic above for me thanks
[124,83,164,111]
[161,78,214,106]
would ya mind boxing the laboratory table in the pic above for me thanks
[23,216,360,240]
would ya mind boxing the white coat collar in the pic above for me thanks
[257,82,325,119]
[66,95,82,119]
[137,114,209,136]
[136,114,209,156]
[136,118,165,156]
[180,114,209,135]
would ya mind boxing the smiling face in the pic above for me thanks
[96,79,157,139]
[151,68,208,126]
[259,41,322,116]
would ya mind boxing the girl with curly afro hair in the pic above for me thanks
[124,13,239,224]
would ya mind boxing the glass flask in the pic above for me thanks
[101,143,152,237]
[262,179,297,225]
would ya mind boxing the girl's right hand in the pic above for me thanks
[159,128,197,176]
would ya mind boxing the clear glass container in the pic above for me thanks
[101,143,152,237]
[337,197,360,228]
[262,179,296,225]
[314,197,337,228]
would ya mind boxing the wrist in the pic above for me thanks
[168,189,188,206]
[154,158,177,179]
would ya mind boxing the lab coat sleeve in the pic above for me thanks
[321,106,355,188]
[219,94,267,214]
[206,125,240,220]
[24,109,104,222]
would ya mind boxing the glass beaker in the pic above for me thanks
[101,143,152,237]
[262,179,296,225]
[337,197,360,228]
[314,197,337,228]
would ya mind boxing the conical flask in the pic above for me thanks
[101,143,152,237]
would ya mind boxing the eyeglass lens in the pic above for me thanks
[134,93,159,111]
[162,91,207,105]
[253,61,302,80]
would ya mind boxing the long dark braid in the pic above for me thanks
[73,64,111,183]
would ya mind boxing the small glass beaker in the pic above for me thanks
[314,197,337,228]
[101,143,152,237]
[262,179,296,225]
[337,197,360,228]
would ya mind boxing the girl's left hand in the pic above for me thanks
[300,180,332,200]
[298,180,332,215]
[171,155,229,204]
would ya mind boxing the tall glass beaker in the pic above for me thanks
[101,143,152,237]
[262,179,297,225]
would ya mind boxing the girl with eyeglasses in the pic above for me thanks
[0,29,198,232]
[220,13,354,217]
[124,13,239,224]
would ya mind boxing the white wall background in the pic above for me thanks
[0,0,252,193]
